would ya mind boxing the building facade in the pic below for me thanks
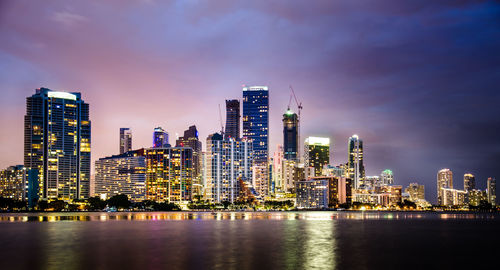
[224,99,240,140]
[176,125,203,196]
[119,128,132,154]
[0,165,27,201]
[283,109,298,160]
[347,134,365,189]
[153,127,169,148]
[296,179,329,209]
[144,147,193,203]
[204,133,253,203]
[380,169,394,185]
[441,188,467,206]
[487,177,496,206]
[304,137,330,176]
[24,88,91,201]
[242,86,269,164]
[95,150,146,202]
[437,168,453,205]
[464,173,475,192]
[405,183,425,202]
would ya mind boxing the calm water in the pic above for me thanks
[0,211,498,270]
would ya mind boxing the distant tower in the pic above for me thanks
[304,137,330,176]
[487,177,496,206]
[176,125,203,196]
[119,128,132,154]
[283,109,298,160]
[463,173,475,192]
[437,169,453,205]
[24,87,91,200]
[347,135,365,189]
[153,127,169,148]
[380,169,394,185]
[242,86,269,164]
[224,99,240,140]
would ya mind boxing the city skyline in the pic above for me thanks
[1,1,500,203]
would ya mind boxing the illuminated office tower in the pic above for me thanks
[144,147,193,203]
[242,86,269,164]
[347,134,365,189]
[283,109,299,160]
[176,125,203,195]
[225,99,240,139]
[304,137,330,176]
[153,127,169,148]
[487,177,496,206]
[380,169,394,185]
[437,168,453,205]
[0,165,27,201]
[405,183,425,202]
[119,128,132,154]
[205,133,253,203]
[463,173,475,192]
[24,88,91,201]
[95,150,146,202]
[272,145,284,193]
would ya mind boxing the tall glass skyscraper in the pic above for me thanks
[304,137,330,176]
[153,127,169,148]
[119,128,132,154]
[225,99,240,140]
[242,86,269,164]
[347,134,365,189]
[176,125,202,196]
[437,168,453,205]
[283,109,298,160]
[463,173,475,192]
[24,87,91,201]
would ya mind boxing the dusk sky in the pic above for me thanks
[1,0,499,202]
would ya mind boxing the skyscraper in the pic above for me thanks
[242,86,269,164]
[487,177,496,206]
[176,125,202,195]
[405,183,425,202]
[153,127,169,148]
[224,99,240,140]
[304,137,330,176]
[283,109,298,160]
[380,169,394,185]
[119,128,132,154]
[464,173,475,192]
[437,168,453,205]
[204,133,253,203]
[347,135,365,189]
[24,87,91,201]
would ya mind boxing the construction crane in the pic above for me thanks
[289,85,303,159]
[218,104,224,136]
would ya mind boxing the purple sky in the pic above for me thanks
[1,0,499,202]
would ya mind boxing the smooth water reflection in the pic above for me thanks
[0,211,499,270]
[0,211,496,223]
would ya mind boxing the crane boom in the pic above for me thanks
[289,85,303,161]
[218,104,224,136]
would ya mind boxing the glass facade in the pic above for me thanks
[224,99,240,140]
[242,86,269,164]
[347,135,365,189]
[24,87,91,201]
[283,109,298,160]
[153,127,169,148]
[119,128,132,154]
[176,125,202,196]
[304,136,330,176]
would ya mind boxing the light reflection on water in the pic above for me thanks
[0,211,496,222]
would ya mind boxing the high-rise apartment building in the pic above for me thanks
[24,88,91,201]
[242,86,269,164]
[380,169,394,185]
[272,145,284,193]
[347,134,365,189]
[119,128,132,154]
[204,133,253,203]
[224,99,240,140]
[0,165,27,201]
[464,173,475,192]
[153,127,169,148]
[487,177,496,206]
[176,125,202,195]
[283,109,298,160]
[144,147,193,203]
[405,183,425,202]
[437,168,453,205]
[95,150,146,202]
[304,137,330,176]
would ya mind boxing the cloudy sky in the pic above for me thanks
[1,0,499,202]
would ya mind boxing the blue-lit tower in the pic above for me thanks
[242,86,269,164]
